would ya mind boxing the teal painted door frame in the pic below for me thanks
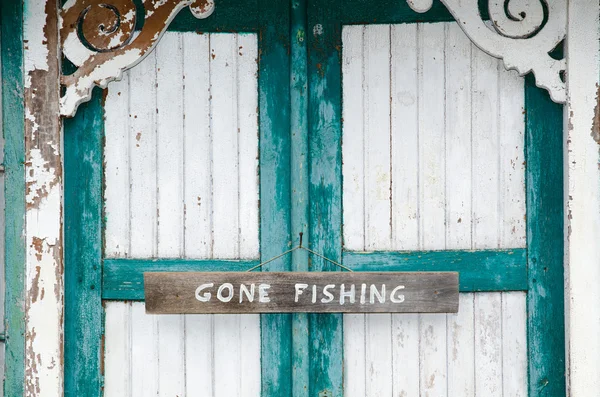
[52,2,564,397]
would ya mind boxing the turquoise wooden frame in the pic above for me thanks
[59,2,564,397]
[306,2,565,396]
[2,1,26,396]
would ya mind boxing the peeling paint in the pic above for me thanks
[591,83,600,144]
[59,0,216,117]
[24,0,64,396]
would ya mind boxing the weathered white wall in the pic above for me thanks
[103,32,261,397]
[342,22,527,396]
[565,1,600,394]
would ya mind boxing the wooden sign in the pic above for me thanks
[144,272,459,314]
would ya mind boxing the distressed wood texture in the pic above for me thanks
[103,32,261,396]
[342,23,527,396]
[23,1,64,396]
[144,272,459,314]
[1,1,25,394]
[565,1,600,394]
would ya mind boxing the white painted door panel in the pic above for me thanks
[342,22,527,397]
[103,32,260,397]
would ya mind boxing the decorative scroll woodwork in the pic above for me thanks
[59,0,215,117]
[59,0,567,115]
[407,0,567,103]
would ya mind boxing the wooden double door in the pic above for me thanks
[64,1,565,396]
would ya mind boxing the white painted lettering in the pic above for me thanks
[258,284,271,303]
[239,283,255,303]
[312,284,317,303]
[321,284,335,303]
[370,284,386,304]
[360,283,367,304]
[217,283,234,302]
[195,283,214,302]
[295,283,309,302]
[339,284,356,305]
[390,285,405,303]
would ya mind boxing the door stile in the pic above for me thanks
[291,0,311,395]
[64,89,104,397]
[307,0,345,396]
[258,1,294,396]
[524,75,566,396]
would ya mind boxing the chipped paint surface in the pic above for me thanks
[59,0,215,117]
[24,0,64,396]
[565,1,600,394]
[592,84,600,145]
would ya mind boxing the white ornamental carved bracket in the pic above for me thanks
[59,0,215,117]
[407,0,566,103]
[60,0,566,117]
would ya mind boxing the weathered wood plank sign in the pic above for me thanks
[144,272,459,314]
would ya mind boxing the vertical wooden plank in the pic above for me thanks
[447,294,475,396]
[390,23,419,252]
[104,74,131,258]
[474,293,503,396]
[64,88,104,397]
[156,33,184,259]
[390,23,420,397]
[498,64,527,397]
[24,1,64,395]
[290,1,310,393]
[131,303,159,397]
[341,25,366,397]
[155,33,185,397]
[184,315,213,396]
[307,0,344,394]
[211,32,242,397]
[343,314,366,397]
[471,45,503,397]
[566,3,600,394]
[128,46,159,397]
[129,50,157,258]
[104,303,132,396]
[362,24,393,397]
[183,32,211,258]
[1,0,26,394]
[502,292,527,396]
[237,33,260,261]
[341,25,365,252]
[365,315,392,397]
[259,1,292,395]
[525,75,565,396]
[444,23,472,250]
[444,22,475,397]
[236,32,261,396]
[211,33,240,260]
[363,24,391,251]
[418,22,446,250]
[181,31,214,397]
[391,314,419,397]
[418,22,447,397]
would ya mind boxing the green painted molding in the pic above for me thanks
[525,75,566,396]
[103,259,260,300]
[257,1,294,396]
[307,0,344,395]
[344,249,527,292]
[290,0,310,395]
[1,1,26,395]
[64,88,104,397]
